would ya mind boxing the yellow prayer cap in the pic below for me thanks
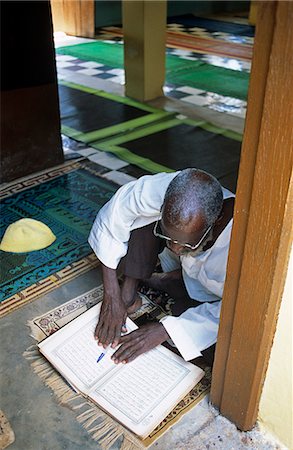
[0,218,56,253]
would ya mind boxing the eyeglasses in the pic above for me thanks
[153,220,213,250]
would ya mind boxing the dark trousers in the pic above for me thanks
[118,222,197,309]
[118,222,164,280]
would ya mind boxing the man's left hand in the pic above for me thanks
[111,322,169,364]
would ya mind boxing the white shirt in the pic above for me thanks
[88,171,234,361]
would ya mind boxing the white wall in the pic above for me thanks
[258,249,293,449]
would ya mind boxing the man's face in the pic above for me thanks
[160,210,211,257]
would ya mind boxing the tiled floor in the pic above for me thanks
[55,37,249,119]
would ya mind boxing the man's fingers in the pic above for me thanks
[96,322,109,347]
[111,322,124,348]
[96,318,125,348]
[113,344,143,364]
[112,336,142,364]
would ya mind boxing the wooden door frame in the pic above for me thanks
[211,1,293,430]
[50,0,95,37]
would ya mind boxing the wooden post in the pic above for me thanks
[211,1,293,430]
[122,0,166,101]
[50,0,95,37]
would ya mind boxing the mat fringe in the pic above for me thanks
[23,345,146,449]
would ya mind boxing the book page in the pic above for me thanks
[90,345,204,438]
[38,304,136,393]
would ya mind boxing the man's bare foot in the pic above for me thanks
[126,294,142,314]
[143,270,182,291]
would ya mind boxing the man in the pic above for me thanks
[89,168,234,364]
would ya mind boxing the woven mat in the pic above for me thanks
[25,286,211,449]
[102,26,253,61]
[0,161,118,315]
[0,410,15,450]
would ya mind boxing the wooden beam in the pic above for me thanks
[211,0,276,408]
[50,0,95,37]
[211,0,293,430]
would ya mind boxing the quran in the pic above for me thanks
[38,303,204,439]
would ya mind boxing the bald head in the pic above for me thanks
[162,168,223,230]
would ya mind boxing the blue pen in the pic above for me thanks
[97,348,108,362]
[97,352,106,363]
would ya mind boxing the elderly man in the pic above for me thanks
[89,168,234,364]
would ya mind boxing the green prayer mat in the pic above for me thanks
[56,41,249,100]
[0,162,118,302]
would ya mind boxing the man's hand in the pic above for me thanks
[111,322,169,364]
[95,293,127,348]
[95,264,127,348]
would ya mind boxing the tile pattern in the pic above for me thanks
[166,47,251,72]
[56,49,248,118]
[56,53,125,85]
[61,135,146,185]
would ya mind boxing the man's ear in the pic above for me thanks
[215,208,224,224]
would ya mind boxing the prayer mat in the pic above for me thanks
[59,81,172,141]
[56,42,249,100]
[25,286,211,449]
[101,26,253,61]
[93,117,242,192]
[167,14,255,37]
[0,410,15,449]
[0,161,118,310]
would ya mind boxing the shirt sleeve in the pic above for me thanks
[160,301,221,361]
[88,172,178,269]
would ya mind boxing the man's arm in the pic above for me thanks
[159,301,221,360]
[109,301,221,364]
[90,172,178,347]
[95,264,127,348]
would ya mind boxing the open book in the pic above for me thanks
[39,303,204,439]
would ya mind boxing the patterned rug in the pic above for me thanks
[26,286,211,449]
[0,161,118,313]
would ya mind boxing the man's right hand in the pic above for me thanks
[95,291,127,349]
[95,264,126,349]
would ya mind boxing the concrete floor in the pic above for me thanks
[0,33,286,450]
[0,267,285,450]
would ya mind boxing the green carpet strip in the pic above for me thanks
[59,80,162,113]
[59,80,174,141]
[91,117,242,174]
[57,41,249,100]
